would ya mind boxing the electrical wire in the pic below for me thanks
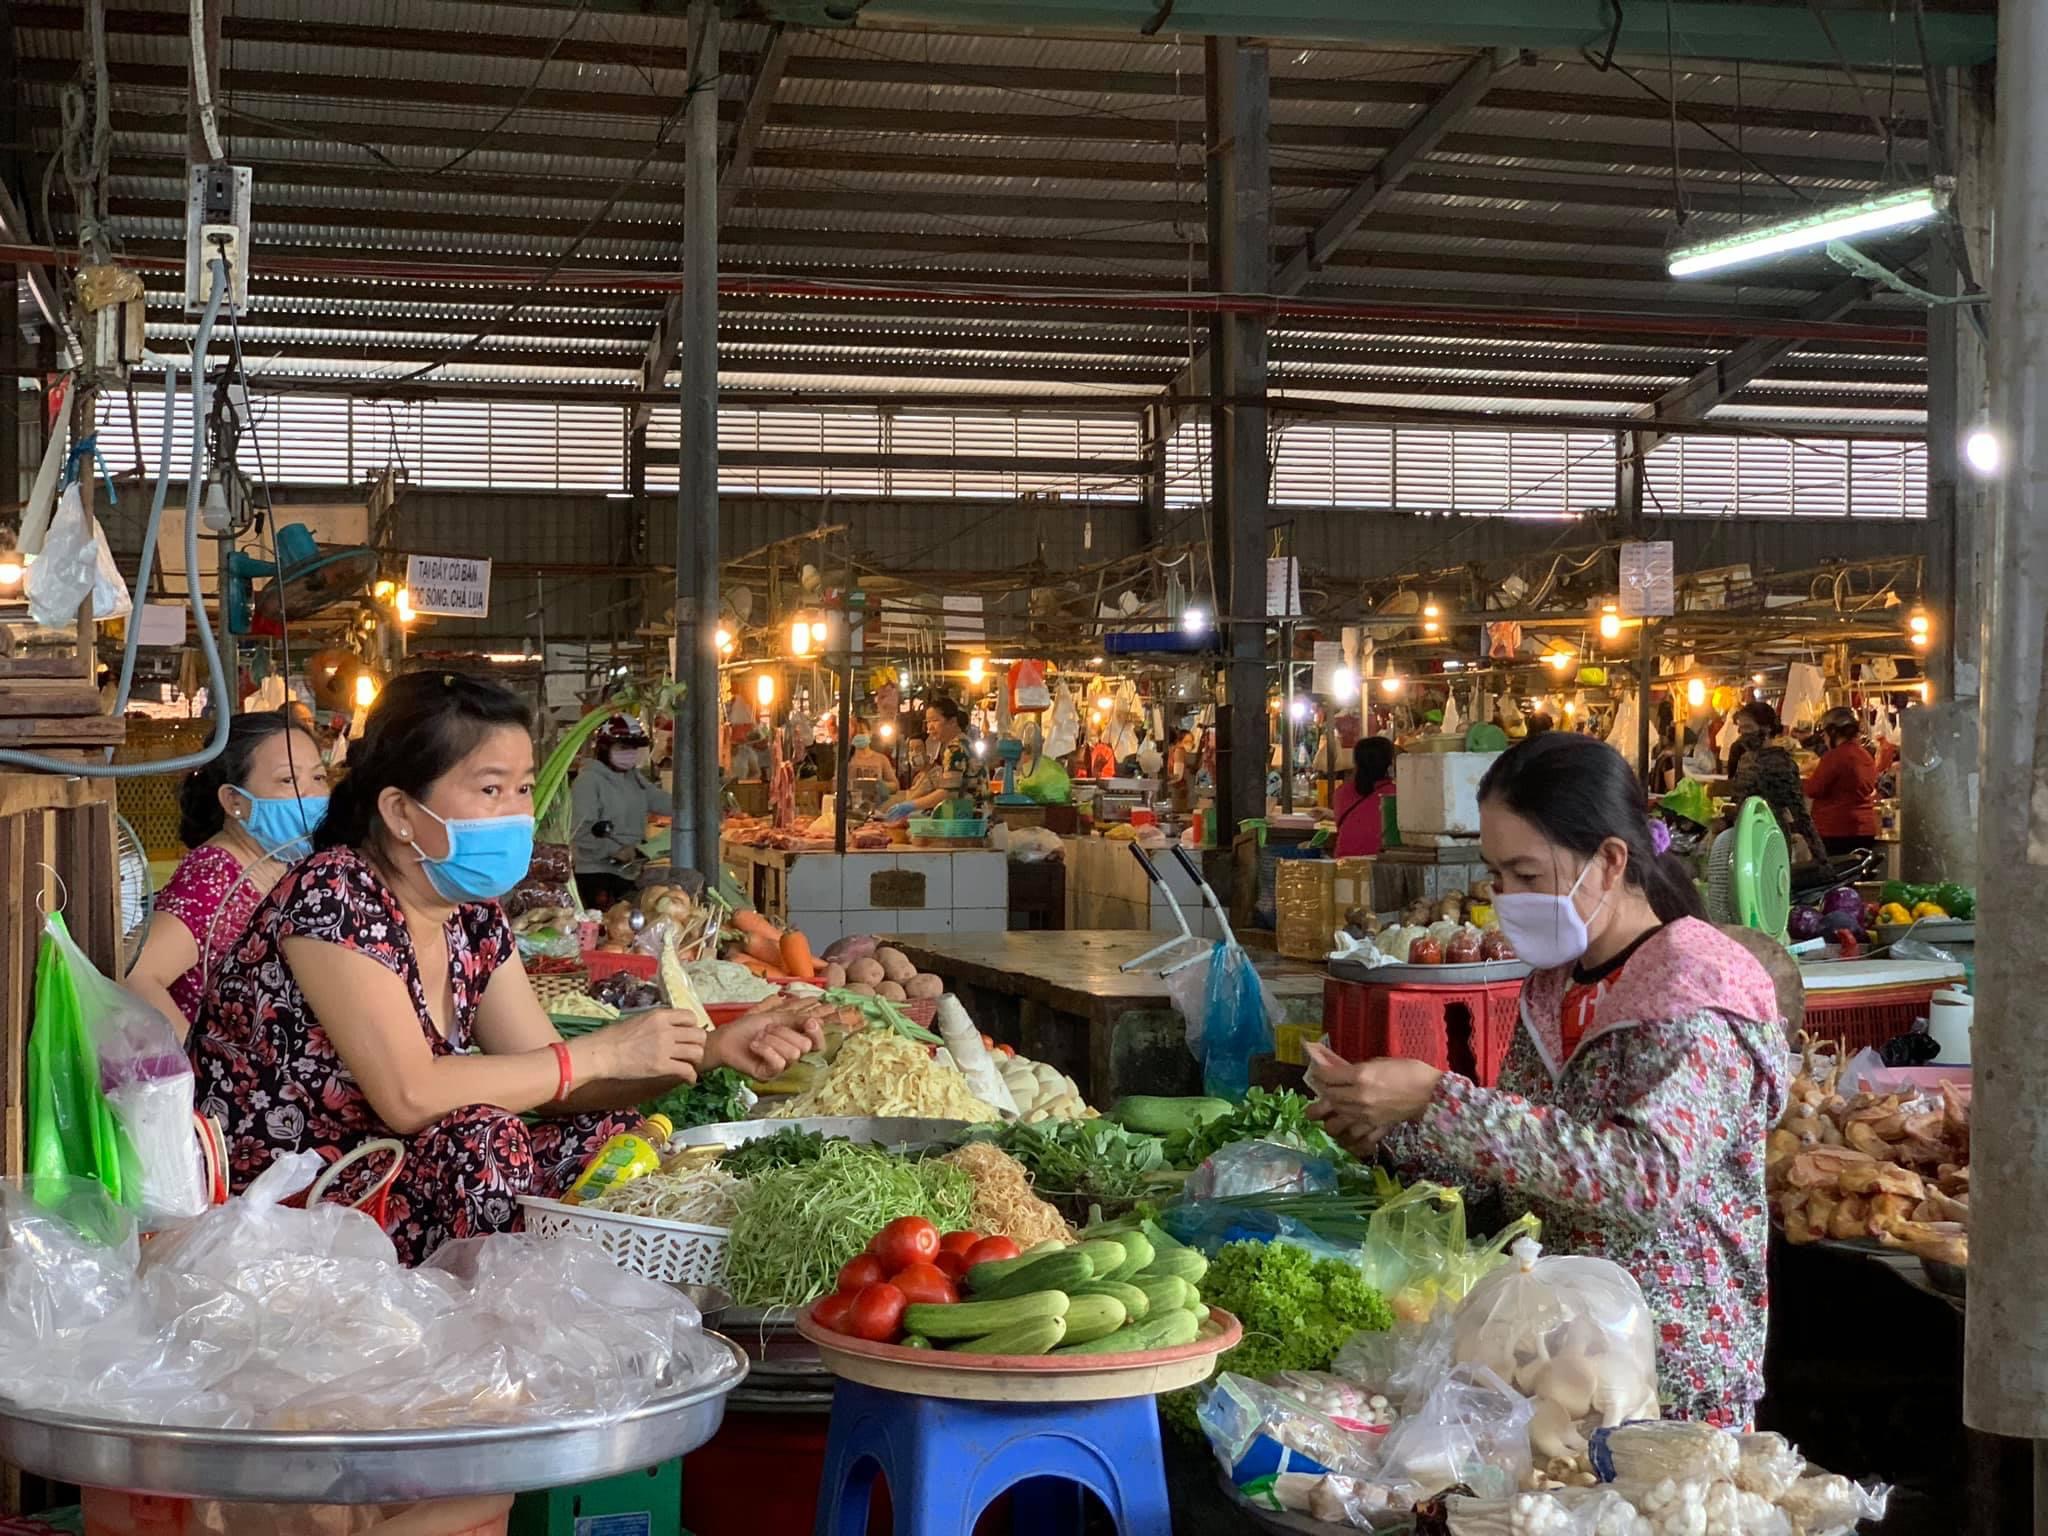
[418,0,594,178]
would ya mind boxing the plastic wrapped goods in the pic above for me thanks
[0,1154,736,1430]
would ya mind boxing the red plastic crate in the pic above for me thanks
[1324,976,1525,1087]
[1802,982,1942,1056]
[583,948,658,982]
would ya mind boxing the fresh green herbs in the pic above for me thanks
[723,1141,975,1307]
[718,1126,834,1178]
[646,1067,750,1131]
[1169,1088,1350,1169]
[958,1119,1171,1203]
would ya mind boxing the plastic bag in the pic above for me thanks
[1011,659,1052,712]
[1199,1371,1386,1489]
[1335,1311,1456,1415]
[0,1150,736,1431]
[0,1175,138,1354]
[1356,1182,1535,1324]
[1444,1491,1630,1535]
[24,484,130,626]
[1733,1433,1807,1501]
[1187,1139,1338,1201]
[1374,1362,1534,1500]
[1006,826,1065,863]
[1196,941,1274,1100]
[1263,1371,1397,1430]
[28,912,204,1227]
[1589,1422,1740,1488]
[1452,1238,1661,1459]
[1773,1473,1889,1533]
[1016,750,1071,805]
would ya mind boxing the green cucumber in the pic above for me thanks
[1072,1239,1128,1278]
[1142,1247,1208,1286]
[1134,1276,1189,1314]
[970,1250,1094,1301]
[1073,1279,1150,1320]
[904,1290,1069,1341]
[1052,1309,1202,1356]
[902,1335,933,1350]
[1107,1232,1154,1283]
[964,1245,1066,1293]
[1058,1293,1128,1344]
[953,1316,1067,1355]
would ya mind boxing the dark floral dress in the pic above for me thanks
[188,846,632,1265]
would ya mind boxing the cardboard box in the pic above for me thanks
[1274,857,1376,959]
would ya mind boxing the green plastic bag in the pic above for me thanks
[1359,1181,1539,1323]
[27,913,132,1209]
[1016,750,1071,805]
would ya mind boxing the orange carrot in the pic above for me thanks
[744,928,783,966]
[733,909,781,942]
[780,929,818,980]
[732,953,774,976]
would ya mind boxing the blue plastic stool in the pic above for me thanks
[814,1378,1173,1536]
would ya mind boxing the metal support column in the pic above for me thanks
[669,0,721,887]
[1205,36,1271,837]
[1964,0,2048,1474]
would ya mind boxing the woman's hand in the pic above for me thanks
[595,1009,709,1084]
[706,998,830,1079]
[1302,1042,1442,1143]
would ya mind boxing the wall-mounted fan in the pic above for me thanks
[227,523,380,636]
[116,813,154,973]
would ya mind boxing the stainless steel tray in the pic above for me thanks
[1328,956,1531,986]
[673,1116,971,1150]
[0,1334,747,1504]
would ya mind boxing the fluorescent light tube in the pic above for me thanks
[1667,187,1938,279]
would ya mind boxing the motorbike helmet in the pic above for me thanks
[594,714,651,758]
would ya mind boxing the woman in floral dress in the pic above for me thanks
[129,709,328,1037]
[189,672,826,1265]
[1307,733,1788,1427]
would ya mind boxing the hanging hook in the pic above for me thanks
[36,862,69,918]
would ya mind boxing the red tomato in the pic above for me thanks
[868,1216,940,1272]
[845,1282,908,1343]
[836,1255,886,1294]
[933,1251,968,1281]
[938,1230,984,1257]
[811,1291,856,1334]
[889,1263,958,1307]
[963,1235,1022,1269]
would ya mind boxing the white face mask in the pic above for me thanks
[1490,859,1613,971]
[611,748,648,771]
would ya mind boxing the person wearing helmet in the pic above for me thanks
[1803,705,1879,857]
[572,715,669,908]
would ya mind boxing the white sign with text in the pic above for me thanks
[405,554,492,618]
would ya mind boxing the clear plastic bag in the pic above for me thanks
[1453,1238,1661,1462]
[1199,1370,1386,1484]
[1588,1422,1741,1489]
[1733,1433,1807,1501]
[1373,1362,1534,1501]
[1264,1370,1397,1430]
[0,1153,736,1431]
[1358,1182,1537,1323]
[1445,1490,1633,1536]
[1334,1310,1456,1415]
[29,912,204,1227]
[24,483,130,626]
[1187,1138,1337,1200]
[0,1174,138,1353]
[1773,1473,1890,1534]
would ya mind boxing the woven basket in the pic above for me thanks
[519,1196,730,1285]
[530,969,593,1010]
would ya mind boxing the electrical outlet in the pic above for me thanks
[184,162,253,313]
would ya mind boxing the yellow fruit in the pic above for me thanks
[1911,901,1949,919]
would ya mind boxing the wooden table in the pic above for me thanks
[888,931,1326,1105]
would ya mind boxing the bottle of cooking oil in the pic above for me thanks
[561,1113,674,1206]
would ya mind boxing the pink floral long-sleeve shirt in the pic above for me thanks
[1387,917,1788,1427]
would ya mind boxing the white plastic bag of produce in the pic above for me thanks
[1452,1237,1659,1463]
[1373,1361,1534,1501]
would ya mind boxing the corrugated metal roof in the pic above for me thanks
[15,0,1937,425]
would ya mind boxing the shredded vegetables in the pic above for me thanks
[590,1165,744,1227]
[722,1141,976,1306]
[764,1028,998,1123]
[938,1142,1073,1248]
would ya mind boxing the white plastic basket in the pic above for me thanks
[518,1195,730,1285]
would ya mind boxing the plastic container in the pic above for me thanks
[583,949,658,983]
[518,1197,730,1286]
[561,1114,673,1206]
[1324,976,1521,1087]
[1801,981,1945,1056]
[1393,751,1499,837]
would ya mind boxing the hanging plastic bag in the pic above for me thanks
[1016,750,1071,805]
[1451,1238,1661,1460]
[1357,1182,1540,1324]
[27,912,204,1227]
[1197,942,1274,1100]
[1045,679,1081,759]
[24,483,132,627]
[1010,659,1052,712]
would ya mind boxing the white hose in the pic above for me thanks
[189,0,225,162]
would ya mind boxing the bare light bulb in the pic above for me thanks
[1332,667,1359,704]
[395,587,415,625]
[1181,606,1210,635]
[1686,677,1706,709]
[968,656,986,684]
[790,619,811,657]
[1380,675,1404,697]
[1964,423,2001,477]
[1287,697,1310,724]
[756,673,776,708]
[353,673,378,708]
[1598,608,1621,641]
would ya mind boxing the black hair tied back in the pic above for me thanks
[177,710,296,849]
[315,671,533,853]
[1477,732,1706,924]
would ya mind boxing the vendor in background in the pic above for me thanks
[845,723,900,792]
[570,715,669,910]
[1304,733,1786,1428]
[1330,736,1396,858]
[129,710,328,1039]
[188,673,825,1266]
[1727,705,1823,864]
[1803,706,1879,857]
[888,694,972,813]
[1722,699,1785,784]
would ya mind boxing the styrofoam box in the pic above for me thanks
[1394,750,1501,837]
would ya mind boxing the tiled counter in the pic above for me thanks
[722,841,1008,949]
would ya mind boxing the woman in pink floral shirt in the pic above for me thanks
[1308,733,1787,1427]
[128,710,328,1037]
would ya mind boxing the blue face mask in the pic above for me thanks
[230,787,328,861]
[408,801,535,903]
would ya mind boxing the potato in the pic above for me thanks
[903,973,944,1000]
[876,980,908,1002]
[846,982,877,997]
[846,957,886,987]
[823,962,848,990]
[876,947,917,984]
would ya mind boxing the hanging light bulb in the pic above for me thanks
[1287,697,1311,724]
[1686,677,1706,710]
[1598,605,1621,641]
[1907,607,1932,648]
[1380,675,1404,697]
[790,618,811,657]
[1963,418,2002,477]
[878,721,896,741]
[1421,599,1441,636]
[1545,650,1573,673]
[353,672,379,709]
[395,587,415,625]
[715,626,734,653]
[756,673,776,708]
[1332,667,1359,704]
[371,578,396,602]
[1095,694,1114,715]
[968,655,986,685]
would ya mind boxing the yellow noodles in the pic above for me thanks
[765,1028,999,1122]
